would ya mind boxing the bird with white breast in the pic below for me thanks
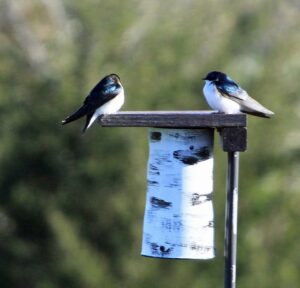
[62,73,124,134]
[203,71,274,118]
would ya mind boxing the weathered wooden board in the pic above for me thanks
[141,128,215,259]
[99,111,246,128]
[99,111,247,151]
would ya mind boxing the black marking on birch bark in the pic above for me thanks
[155,155,172,165]
[172,220,183,231]
[150,131,161,141]
[150,242,173,256]
[168,132,181,139]
[190,243,214,253]
[178,243,188,248]
[161,218,182,232]
[149,164,159,171]
[168,132,197,140]
[165,178,180,188]
[147,180,159,186]
[161,218,172,231]
[173,146,212,165]
[149,164,160,175]
[159,245,172,256]
[203,220,214,228]
[194,146,211,159]
[150,242,159,255]
[191,193,213,206]
[150,197,172,209]
[166,182,180,188]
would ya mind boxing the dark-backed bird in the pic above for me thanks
[62,74,124,133]
[202,71,274,118]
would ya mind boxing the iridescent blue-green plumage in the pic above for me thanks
[203,71,274,118]
[62,74,124,133]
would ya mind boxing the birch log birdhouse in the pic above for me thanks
[100,111,247,262]
[142,128,215,259]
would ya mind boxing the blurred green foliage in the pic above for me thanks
[0,0,300,287]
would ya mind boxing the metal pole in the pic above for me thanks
[224,151,240,288]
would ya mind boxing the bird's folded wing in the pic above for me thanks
[86,83,122,106]
[217,85,274,117]
[216,82,248,101]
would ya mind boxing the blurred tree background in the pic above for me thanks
[0,0,300,287]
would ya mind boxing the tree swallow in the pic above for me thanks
[202,71,274,118]
[62,74,124,133]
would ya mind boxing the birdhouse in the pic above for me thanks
[142,127,215,259]
[100,111,247,286]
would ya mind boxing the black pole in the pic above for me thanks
[224,151,240,288]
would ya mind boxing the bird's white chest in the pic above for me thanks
[97,90,125,115]
[203,81,241,114]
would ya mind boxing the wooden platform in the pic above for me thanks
[99,111,246,128]
[99,111,247,152]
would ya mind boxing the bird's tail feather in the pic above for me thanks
[81,113,103,134]
[241,109,272,118]
[62,105,90,125]
[81,113,93,134]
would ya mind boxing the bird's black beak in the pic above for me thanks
[202,77,207,81]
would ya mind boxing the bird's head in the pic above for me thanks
[106,73,121,84]
[203,71,227,82]
[99,74,121,87]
